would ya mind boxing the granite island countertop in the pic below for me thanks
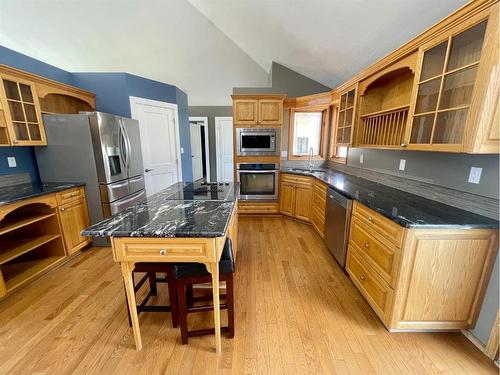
[0,181,85,206]
[82,182,239,238]
[281,167,499,229]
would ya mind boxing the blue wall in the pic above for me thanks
[0,46,192,181]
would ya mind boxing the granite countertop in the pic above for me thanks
[281,167,499,229]
[82,182,239,238]
[0,181,86,206]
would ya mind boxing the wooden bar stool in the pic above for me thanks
[124,263,178,328]
[173,238,235,344]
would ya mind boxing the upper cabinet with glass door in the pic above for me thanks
[335,87,357,146]
[407,4,499,153]
[0,75,46,146]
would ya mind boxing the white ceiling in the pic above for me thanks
[0,0,468,105]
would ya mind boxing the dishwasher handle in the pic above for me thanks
[327,187,351,208]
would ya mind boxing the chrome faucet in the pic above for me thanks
[308,147,314,171]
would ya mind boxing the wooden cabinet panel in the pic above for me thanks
[311,207,325,238]
[233,100,258,124]
[350,217,400,287]
[393,229,498,329]
[59,199,91,255]
[294,184,312,222]
[347,247,394,325]
[352,201,404,247]
[258,99,282,125]
[279,182,295,217]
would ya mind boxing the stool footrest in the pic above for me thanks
[188,327,229,338]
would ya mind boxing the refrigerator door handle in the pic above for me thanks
[118,119,130,171]
[120,118,132,171]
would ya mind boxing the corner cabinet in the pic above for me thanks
[0,74,46,146]
[346,201,499,331]
[406,4,499,153]
[279,173,313,222]
[232,95,285,126]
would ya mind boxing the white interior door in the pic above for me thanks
[215,117,234,182]
[129,96,182,196]
[190,122,203,181]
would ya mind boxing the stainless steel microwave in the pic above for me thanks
[236,128,280,156]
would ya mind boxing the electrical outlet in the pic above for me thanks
[399,159,406,171]
[281,150,288,158]
[468,167,482,184]
[180,147,184,154]
[7,157,16,168]
[359,154,364,163]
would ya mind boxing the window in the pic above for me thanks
[289,109,328,159]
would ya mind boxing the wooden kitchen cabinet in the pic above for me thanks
[232,95,285,126]
[58,198,91,255]
[0,73,46,146]
[311,179,327,238]
[405,4,499,153]
[279,173,313,222]
[346,201,498,331]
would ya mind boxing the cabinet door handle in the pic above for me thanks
[367,216,373,222]
[60,207,66,211]
[13,140,19,144]
[159,249,167,256]
[400,143,407,147]
[364,243,370,248]
[360,275,366,281]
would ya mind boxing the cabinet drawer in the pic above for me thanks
[347,246,394,325]
[353,202,404,247]
[313,180,328,195]
[113,238,212,263]
[312,207,325,237]
[281,173,312,186]
[238,201,279,214]
[312,190,326,213]
[56,187,84,205]
[349,217,400,287]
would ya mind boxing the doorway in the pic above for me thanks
[129,96,182,196]
[189,116,210,182]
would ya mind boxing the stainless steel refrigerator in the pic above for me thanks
[35,112,146,243]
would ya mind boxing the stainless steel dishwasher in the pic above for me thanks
[324,187,353,268]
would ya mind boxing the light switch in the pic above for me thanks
[468,167,482,184]
[359,154,364,163]
[7,157,16,167]
[399,159,406,171]
[180,147,184,154]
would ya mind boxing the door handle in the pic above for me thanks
[145,168,154,173]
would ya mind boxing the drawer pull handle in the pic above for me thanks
[364,243,370,248]
[60,207,65,211]
[367,216,373,222]
[159,249,167,256]
[71,192,77,197]
[360,275,366,281]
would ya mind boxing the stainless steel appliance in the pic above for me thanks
[236,163,278,200]
[236,128,280,156]
[324,187,353,268]
[35,112,146,242]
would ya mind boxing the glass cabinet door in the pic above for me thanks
[409,20,488,148]
[335,88,356,145]
[1,77,45,145]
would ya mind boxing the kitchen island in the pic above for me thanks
[82,182,239,353]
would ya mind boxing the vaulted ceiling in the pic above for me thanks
[0,0,468,105]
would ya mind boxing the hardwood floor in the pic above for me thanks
[0,216,496,374]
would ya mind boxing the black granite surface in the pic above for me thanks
[281,167,499,229]
[0,181,85,206]
[82,182,238,238]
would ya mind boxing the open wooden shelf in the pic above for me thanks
[360,105,410,118]
[2,255,65,292]
[0,234,60,265]
[0,213,56,236]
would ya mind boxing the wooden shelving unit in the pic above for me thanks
[0,205,66,296]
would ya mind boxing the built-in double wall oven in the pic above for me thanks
[237,163,279,200]
[236,128,280,156]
